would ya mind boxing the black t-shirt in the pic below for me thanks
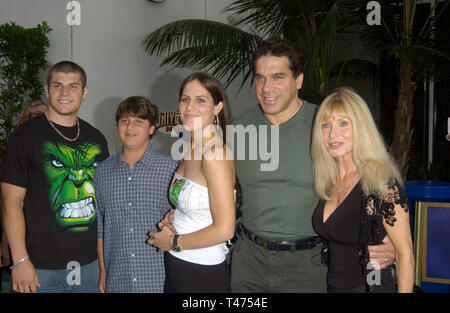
[0,114,109,269]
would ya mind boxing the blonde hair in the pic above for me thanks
[311,87,403,200]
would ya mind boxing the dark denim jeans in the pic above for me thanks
[36,259,99,293]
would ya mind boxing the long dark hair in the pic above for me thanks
[179,72,231,144]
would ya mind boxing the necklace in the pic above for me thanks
[45,113,80,142]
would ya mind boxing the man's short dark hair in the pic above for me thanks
[252,37,304,78]
[115,96,159,127]
[47,61,87,89]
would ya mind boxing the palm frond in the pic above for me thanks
[143,19,260,88]
[143,0,385,100]
[299,0,372,101]
[418,0,449,39]
[331,59,380,92]
[388,44,450,81]
[225,0,285,37]
[354,0,406,52]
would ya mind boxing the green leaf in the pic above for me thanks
[0,21,50,145]
[143,19,260,88]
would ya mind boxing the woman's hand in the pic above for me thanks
[147,226,176,251]
[158,209,176,233]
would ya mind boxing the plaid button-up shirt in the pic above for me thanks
[94,144,178,293]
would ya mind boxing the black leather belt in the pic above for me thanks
[241,224,321,252]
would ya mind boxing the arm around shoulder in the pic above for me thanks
[176,147,236,250]
[202,146,236,239]
[148,147,236,251]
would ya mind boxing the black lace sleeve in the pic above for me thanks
[359,180,408,292]
[363,180,408,227]
[377,180,409,226]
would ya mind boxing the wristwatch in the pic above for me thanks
[172,234,181,252]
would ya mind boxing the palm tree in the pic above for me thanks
[358,0,450,178]
[143,0,450,178]
[143,0,376,105]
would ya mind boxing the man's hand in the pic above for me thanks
[147,226,175,251]
[368,236,396,269]
[158,209,175,233]
[11,258,41,293]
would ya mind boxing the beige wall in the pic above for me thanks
[0,0,255,155]
[0,0,379,155]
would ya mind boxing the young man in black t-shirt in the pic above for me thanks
[0,61,109,293]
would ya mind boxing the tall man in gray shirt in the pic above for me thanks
[230,37,395,292]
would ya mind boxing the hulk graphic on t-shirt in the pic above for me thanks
[42,141,102,232]
[169,178,186,207]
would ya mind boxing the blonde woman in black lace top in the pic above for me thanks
[311,87,414,293]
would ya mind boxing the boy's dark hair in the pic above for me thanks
[115,96,159,127]
[252,37,304,78]
[47,61,87,89]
